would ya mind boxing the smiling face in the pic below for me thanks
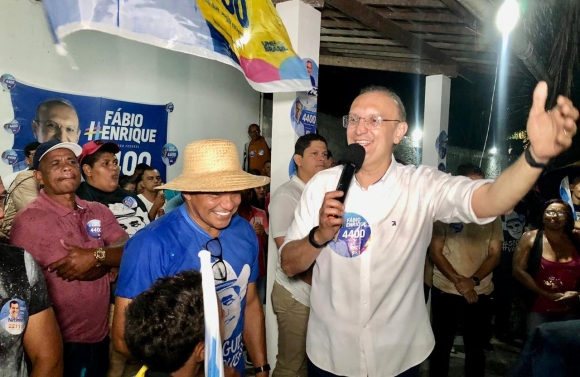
[347,91,407,172]
[9,302,18,319]
[33,104,80,143]
[83,152,120,193]
[183,192,241,238]
[35,148,81,195]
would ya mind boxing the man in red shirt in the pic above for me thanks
[11,140,128,377]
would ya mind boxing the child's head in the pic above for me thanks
[124,270,206,374]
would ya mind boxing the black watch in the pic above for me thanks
[524,148,547,169]
[254,364,271,374]
[308,226,328,248]
[471,275,481,286]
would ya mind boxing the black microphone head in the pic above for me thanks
[342,143,366,171]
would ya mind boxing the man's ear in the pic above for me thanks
[293,154,302,168]
[394,121,409,145]
[32,120,40,140]
[33,170,44,186]
[82,164,92,178]
[193,342,205,363]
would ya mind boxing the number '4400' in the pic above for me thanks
[342,229,366,239]
[222,0,249,28]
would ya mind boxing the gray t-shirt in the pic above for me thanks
[0,245,51,377]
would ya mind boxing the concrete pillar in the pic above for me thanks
[266,0,321,368]
[421,75,451,171]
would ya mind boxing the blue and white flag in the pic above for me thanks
[559,176,578,220]
[41,0,311,93]
[199,250,225,377]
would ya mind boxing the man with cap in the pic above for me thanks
[112,139,271,377]
[76,140,149,236]
[10,139,129,377]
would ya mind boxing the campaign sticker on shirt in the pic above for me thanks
[1,74,16,91]
[86,219,102,239]
[1,149,18,166]
[123,196,138,209]
[329,212,372,258]
[449,223,464,233]
[258,149,265,156]
[0,298,28,335]
[161,143,178,166]
[3,119,20,134]
[249,150,256,158]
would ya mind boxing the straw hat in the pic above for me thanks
[158,139,269,192]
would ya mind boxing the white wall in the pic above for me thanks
[0,0,260,181]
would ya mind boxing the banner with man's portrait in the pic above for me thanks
[2,79,169,179]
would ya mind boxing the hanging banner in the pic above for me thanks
[41,0,312,93]
[4,79,169,179]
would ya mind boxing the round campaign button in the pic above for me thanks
[329,212,372,258]
[161,143,178,166]
[1,298,28,336]
[86,219,102,239]
[1,150,19,166]
[166,102,174,113]
[3,120,20,134]
[123,196,138,209]
[1,74,16,91]
[288,155,297,178]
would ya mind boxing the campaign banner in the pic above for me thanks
[3,79,169,179]
[290,58,318,137]
[41,0,312,93]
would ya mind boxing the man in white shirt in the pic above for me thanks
[270,134,328,377]
[280,83,578,377]
[137,167,166,220]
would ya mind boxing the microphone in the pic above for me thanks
[335,143,366,204]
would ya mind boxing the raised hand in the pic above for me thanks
[527,81,579,163]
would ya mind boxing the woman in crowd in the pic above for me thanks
[513,199,580,334]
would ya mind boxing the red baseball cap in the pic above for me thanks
[78,140,120,165]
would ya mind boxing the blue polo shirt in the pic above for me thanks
[116,205,259,374]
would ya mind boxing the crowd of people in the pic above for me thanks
[0,81,579,377]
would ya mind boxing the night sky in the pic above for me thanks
[316,65,580,168]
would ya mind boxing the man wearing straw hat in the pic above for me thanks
[112,139,271,377]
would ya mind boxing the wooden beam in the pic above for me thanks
[271,0,324,7]
[326,48,420,59]
[321,19,477,35]
[320,54,457,76]
[438,0,480,29]
[325,0,474,81]
[321,27,380,38]
[356,0,446,7]
[320,42,412,53]
[320,35,401,46]
[322,9,462,23]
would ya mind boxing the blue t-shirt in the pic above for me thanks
[116,205,259,374]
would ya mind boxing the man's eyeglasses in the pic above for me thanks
[205,238,227,281]
[342,114,400,129]
[36,120,80,135]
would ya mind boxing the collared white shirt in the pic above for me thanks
[281,159,494,376]
[270,175,310,306]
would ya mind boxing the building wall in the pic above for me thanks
[0,0,260,180]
